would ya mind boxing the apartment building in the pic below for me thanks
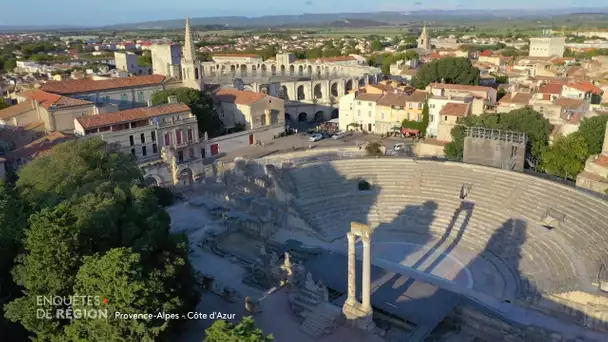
[436,103,471,142]
[339,90,427,134]
[39,74,180,111]
[1,89,96,132]
[529,37,566,58]
[74,97,204,186]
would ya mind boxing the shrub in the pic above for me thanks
[152,186,175,207]
[358,180,371,191]
[365,142,383,156]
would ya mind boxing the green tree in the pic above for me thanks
[151,88,223,138]
[306,48,323,60]
[0,180,29,341]
[138,54,152,67]
[204,316,273,342]
[371,39,384,51]
[420,101,429,137]
[0,97,9,109]
[411,57,480,89]
[444,108,552,162]
[577,115,608,155]
[541,133,589,179]
[4,139,198,341]
[65,246,195,342]
[3,58,17,72]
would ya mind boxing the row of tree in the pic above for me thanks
[444,108,608,180]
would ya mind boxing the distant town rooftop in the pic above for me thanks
[39,75,167,95]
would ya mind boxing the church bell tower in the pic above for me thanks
[417,24,431,51]
[180,17,204,91]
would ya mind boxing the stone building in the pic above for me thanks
[1,89,96,132]
[529,37,566,58]
[417,25,431,51]
[576,121,608,193]
[150,17,204,91]
[74,98,205,186]
[114,51,149,75]
[214,88,285,131]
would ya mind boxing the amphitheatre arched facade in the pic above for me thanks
[201,58,382,123]
[190,147,608,340]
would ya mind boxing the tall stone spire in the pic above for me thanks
[417,24,431,51]
[183,17,196,61]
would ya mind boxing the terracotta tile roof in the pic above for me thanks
[594,154,608,167]
[404,91,428,103]
[6,131,72,160]
[499,92,532,105]
[566,82,603,95]
[439,103,470,117]
[377,93,407,107]
[429,83,493,93]
[215,88,267,105]
[354,93,383,102]
[538,83,563,95]
[19,89,93,109]
[39,75,166,95]
[555,97,585,109]
[213,54,261,58]
[479,50,493,57]
[0,101,35,120]
[76,103,190,130]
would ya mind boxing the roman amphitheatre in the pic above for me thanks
[172,146,608,342]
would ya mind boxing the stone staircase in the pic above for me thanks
[300,302,343,338]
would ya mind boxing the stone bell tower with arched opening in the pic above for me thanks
[180,17,204,91]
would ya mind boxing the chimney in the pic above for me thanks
[168,95,178,104]
[147,99,153,107]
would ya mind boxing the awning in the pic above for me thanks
[401,128,420,134]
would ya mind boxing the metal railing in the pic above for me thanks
[466,127,528,144]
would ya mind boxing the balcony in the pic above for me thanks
[154,116,198,129]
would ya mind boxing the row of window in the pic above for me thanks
[164,128,195,146]
[131,144,158,157]
[129,131,157,146]
[82,92,146,105]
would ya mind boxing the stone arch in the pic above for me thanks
[324,66,330,75]
[298,65,304,76]
[316,65,321,76]
[314,83,323,99]
[285,113,291,122]
[307,65,313,75]
[144,175,161,187]
[280,86,289,100]
[346,80,353,92]
[298,112,307,122]
[331,82,338,97]
[240,64,247,75]
[314,111,324,122]
[230,65,236,74]
[251,65,257,75]
[280,65,286,76]
[331,108,339,119]
[221,65,227,75]
[297,85,305,101]
[271,64,277,75]
[261,64,267,75]
[194,67,200,80]
[289,65,295,76]
[178,168,193,185]
[359,77,365,87]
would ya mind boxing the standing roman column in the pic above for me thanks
[346,232,357,305]
[361,235,371,311]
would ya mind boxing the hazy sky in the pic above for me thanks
[2,0,603,26]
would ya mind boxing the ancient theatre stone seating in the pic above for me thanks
[285,158,608,302]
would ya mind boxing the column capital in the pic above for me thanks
[346,231,356,242]
[361,235,371,245]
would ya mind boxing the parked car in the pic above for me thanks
[392,143,406,151]
[309,133,323,142]
[332,132,346,140]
